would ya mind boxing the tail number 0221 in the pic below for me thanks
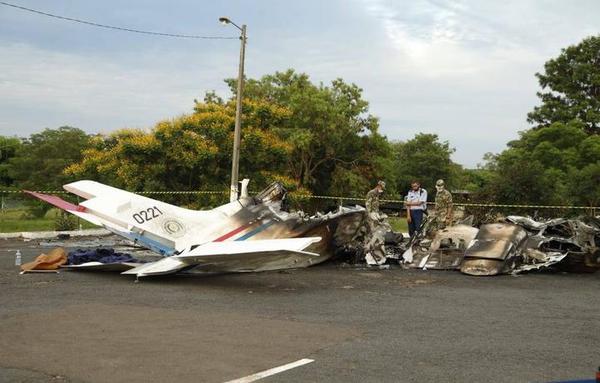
[132,206,163,224]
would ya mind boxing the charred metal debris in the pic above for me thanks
[25,178,600,277]
[345,214,600,276]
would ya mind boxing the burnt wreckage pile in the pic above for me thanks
[334,211,404,267]
[23,177,599,277]
[388,215,600,276]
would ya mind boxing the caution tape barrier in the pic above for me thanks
[292,195,598,210]
[0,190,225,195]
[1,190,597,210]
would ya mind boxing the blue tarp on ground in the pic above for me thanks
[68,248,139,265]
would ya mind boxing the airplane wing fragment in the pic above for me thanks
[122,237,322,277]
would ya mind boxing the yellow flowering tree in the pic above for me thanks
[66,98,295,196]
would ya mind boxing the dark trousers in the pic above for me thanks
[408,209,424,237]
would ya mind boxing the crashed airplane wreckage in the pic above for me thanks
[26,180,366,277]
[399,215,600,276]
[25,181,600,278]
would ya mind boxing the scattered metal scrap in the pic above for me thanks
[398,215,600,276]
[334,211,402,267]
[506,215,600,273]
[403,224,479,270]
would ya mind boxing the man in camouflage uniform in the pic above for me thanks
[432,179,453,231]
[363,180,388,265]
[365,180,385,216]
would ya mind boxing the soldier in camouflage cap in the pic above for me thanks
[363,180,388,265]
[365,180,385,216]
[432,179,453,231]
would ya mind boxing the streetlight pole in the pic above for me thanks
[219,17,247,202]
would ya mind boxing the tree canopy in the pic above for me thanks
[229,69,394,196]
[481,36,600,208]
[66,70,397,199]
[481,120,600,206]
[393,134,456,194]
[8,127,90,190]
[0,136,21,187]
[528,35,600,133]
[66,99,295,194]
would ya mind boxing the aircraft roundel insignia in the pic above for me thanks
[163,219,186,237]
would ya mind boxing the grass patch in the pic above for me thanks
[389,216,408,233]
[0,208,99,233]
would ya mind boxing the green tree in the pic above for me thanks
[452,153,498,196]
[70,70,395,201]
[9,127,91,190]
[482,36,600,209]
[226,69,392,197]
[527,35,600,133]
[0,136,22,187]
[572,163,600,207]
[480,120,596,206]
[67,99,296,196]
[393,134,456,195]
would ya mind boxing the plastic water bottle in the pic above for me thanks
[15,250,22,266]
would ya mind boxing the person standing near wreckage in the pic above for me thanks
[363,180,388,265]
[365,180,386,235]
[405,180,427,237]
[432,179,453,231]
[365,180,385,216]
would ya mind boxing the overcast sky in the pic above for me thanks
[0,0,598,167]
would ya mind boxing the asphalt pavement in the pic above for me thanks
[0,236,599,383]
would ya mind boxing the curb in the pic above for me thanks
[0,229,111,240]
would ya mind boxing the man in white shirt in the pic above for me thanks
[404,180,428,237]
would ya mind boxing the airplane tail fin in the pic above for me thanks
[25,181,216,255]
[24,190,102,226]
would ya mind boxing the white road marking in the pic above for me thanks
[223,358,315,383]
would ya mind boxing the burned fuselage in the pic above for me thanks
[506,216,600,273]
[401,215,600,276]
[403,224,479,270]
[460,223,528,276]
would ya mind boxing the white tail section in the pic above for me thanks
[63,181,235,254]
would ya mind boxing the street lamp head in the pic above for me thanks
[219,16,243,32]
